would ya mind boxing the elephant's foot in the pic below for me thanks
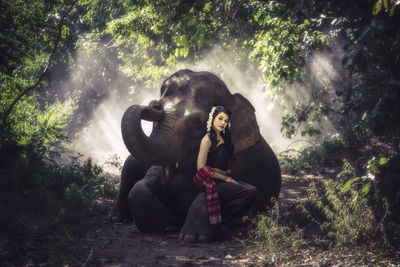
[109,206,132,223]
[179,232,213,243]
[179,192,215,243]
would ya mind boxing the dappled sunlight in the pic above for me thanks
[72,102,129,173]
[70,65,160,172]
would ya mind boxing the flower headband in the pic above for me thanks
[206,106,216,132]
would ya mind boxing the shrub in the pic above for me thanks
[372,154,400,247]
[278,135,344,171]
[245,205,304,264]
[0,138,118,265]
[300,156,391,249]
[302,179,387,248]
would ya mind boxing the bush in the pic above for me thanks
[0,138,118,265]
[278,135,345,171]
[245,205,304,264]
[301,179,388,248]
[300,156,395,249]
[372,154,400,247]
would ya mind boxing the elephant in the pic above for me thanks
[111,69,281,242]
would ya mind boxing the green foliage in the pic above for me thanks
[103,1,327,88]
[300,157,397,248]
[0,0,63,74]
[248,2,325,89]
[278,134,344,171]
[372,153,400,246]
[104,1,227,86]
[12,97,76,149]
[253,150,399,259]
[78,0,131,30]
[246,205,304,264]
[341,3,400,138]
[373,0,399,16]
[0,70,77,152]
[302,178,387,248]
[280,103,325,139]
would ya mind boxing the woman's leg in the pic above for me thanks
[216,181,258,226]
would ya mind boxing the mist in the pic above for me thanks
[70,40,346,173]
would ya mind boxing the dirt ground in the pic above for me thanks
[77,169,400,266]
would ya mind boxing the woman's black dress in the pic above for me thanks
[206,143,258,226]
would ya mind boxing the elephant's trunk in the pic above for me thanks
[121,104,179,165]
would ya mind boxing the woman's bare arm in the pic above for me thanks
[197,135,211,171]
[196,134,237,183]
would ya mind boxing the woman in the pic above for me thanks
[194,106,258,240]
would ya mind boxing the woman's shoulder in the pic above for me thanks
[201,133,211,144]
[199,134,212,152]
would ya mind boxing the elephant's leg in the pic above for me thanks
[110,155,150,222]
[179,192,214,243]
[128,166,174,233]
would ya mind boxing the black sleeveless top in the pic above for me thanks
[206,143,230,171]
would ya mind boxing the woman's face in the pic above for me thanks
[213,112,230,133]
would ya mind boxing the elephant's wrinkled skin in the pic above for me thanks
[111,70,281,242]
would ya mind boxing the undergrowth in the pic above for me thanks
[301,179,388,248]
[278,135,344,171]
[247,141,400,263]
[245,205,304,264]
[0,138,118,265]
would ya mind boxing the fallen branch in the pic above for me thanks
[81,247,93,267]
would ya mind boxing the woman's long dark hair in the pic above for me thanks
[208,106,234,158]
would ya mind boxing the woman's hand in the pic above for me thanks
[225,176,238,184]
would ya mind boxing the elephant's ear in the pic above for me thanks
[229,93,261,153]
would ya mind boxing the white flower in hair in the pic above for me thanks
[206,106,216,132]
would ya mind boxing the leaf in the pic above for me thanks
[390,4,396,16]
[379,157,388,166]
[370,165,381,174]
[361,183,371,196]
[373,0,383,15]
[383,0,389,10]
[341,177,361,193]
[138,34,149,45]
[203,2,212,13]
[61,25,70,39]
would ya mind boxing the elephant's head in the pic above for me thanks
[121,69,261,168]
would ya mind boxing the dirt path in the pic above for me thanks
[77,169,399,266]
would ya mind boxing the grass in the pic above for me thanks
[245,141,399,265]
[300,179,388,249]
[244,204,304,264]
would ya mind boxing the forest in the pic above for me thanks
[0,0,399,265]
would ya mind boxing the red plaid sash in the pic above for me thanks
[194,165,223,240]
